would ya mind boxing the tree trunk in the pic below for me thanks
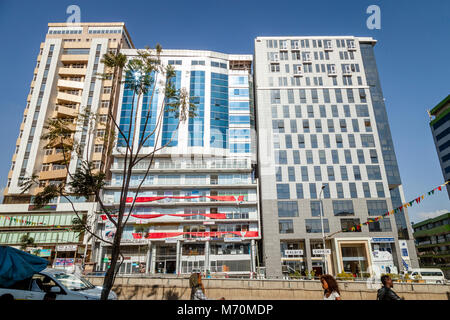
[100,224,122,300]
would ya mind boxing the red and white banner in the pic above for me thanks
[100,213,228,221]
[125,195,245,203]
[132,231,259,239]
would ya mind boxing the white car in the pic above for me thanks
[0,268,117,300]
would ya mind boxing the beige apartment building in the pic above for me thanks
[0,23,134,266]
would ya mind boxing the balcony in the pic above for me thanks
[54,105,78,117]
[60,54,89,63]
[413,225,450,238]
[43,152,71,164]
[38,169,67,180]
[58,67,86,76]
[57,79,85,90]
[56,92,82,104]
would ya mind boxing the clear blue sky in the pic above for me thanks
[0,0,448,223]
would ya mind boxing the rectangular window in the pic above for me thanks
[349,182,357,198]
[295,105,302,117]
[333,200,354,216]
[288,167,296,181]
[275,150,288,164]
[276,167,282,182]
[376,182,385,197]
[298,134,305,148]
[285,135,292,148]
[305,219,329,233]
[319,150,326,164]
[357,149,365,164]
[301,167,309,181]
[353,165,361,180]
[363,182,371,198]
[340,166,348,180]
[293,150,301,164]
[310,201,321,217]
[296,184,304,199]
[277,184,290,199]
[327,166,335,181]
[336,183,344,198]
[314,166,322,181]
[290,120,298,133]
[306,150,313,164]
[367,165,382,180]
[341,218,361,232]
[279,219,294,234]
[278,201,299,217]
[367,200,388,216]
[309,184,317,199]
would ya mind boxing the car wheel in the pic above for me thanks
[0,294,14,301]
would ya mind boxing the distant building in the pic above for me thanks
[429,94,450,199]
[412,212,450,279]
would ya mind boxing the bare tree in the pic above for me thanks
[20,45,197,300]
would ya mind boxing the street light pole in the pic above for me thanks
[319,185,328,275]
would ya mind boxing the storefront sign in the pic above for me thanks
[371,237,395,243]
[30,248,52,257]
[55,258,74,267]
[284,250,303,256]
[165,239,178,243]
[56,245,77,252]
[203,221,215,225]
[312,249,331,255]
[224,237,242,242]
[28,204,57,211]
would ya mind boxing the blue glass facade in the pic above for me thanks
[210,72,228,148]
[139,72,158,147]
[189,71,205,146]
[360,43,409,239]
[161,70,181,147]
[118,73,137,147]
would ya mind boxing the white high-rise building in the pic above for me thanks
[253,36,418,278]
[96,49,261,276]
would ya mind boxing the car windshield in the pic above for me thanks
[52,273,95,291]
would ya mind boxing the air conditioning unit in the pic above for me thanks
[273,53,279,61]
[324,40,333,51]
[294,65,303,76]
[291,41,299,50]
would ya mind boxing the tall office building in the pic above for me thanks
[96,49,261,276]
[254,36,418,277]
[429,95,450,199]
[0,23,134,264]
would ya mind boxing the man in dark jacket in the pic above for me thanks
[377,275,403,300]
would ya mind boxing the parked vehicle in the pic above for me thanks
[407,268,446,284]
[0,268,117,300]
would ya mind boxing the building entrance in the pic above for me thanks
[155,244,177,274]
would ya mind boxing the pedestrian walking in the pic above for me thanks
[320,274,341,300]
[189,272,208,300]
[377,275,403,300]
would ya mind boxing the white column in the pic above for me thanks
[205,241,210,273]
[150,244,157,274]
[251,240,256,278]
[176,240,181,274]
[145,241,152,274]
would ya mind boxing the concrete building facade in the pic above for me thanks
[253,36,418,278]
[0,22,134,264]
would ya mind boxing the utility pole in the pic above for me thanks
[319,184,328,275]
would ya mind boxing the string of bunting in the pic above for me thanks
[345,181,449,232]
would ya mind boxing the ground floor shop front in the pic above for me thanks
[94,239,258,277]
[279,237,404,278]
